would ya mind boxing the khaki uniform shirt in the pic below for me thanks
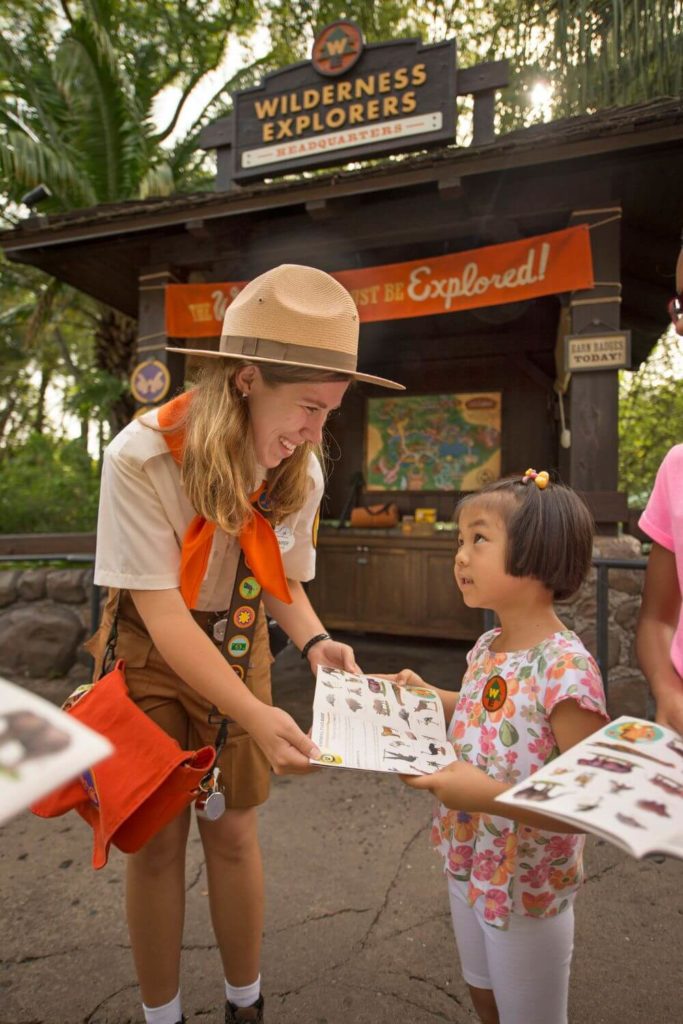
[94,409,323,610]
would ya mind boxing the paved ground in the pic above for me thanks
[1,634,681,1024]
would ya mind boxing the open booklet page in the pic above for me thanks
[310,666,456,775]
[495,715,683,860]
[0,675,113,825]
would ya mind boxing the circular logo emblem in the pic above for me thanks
[257,490,272,512]
[130,359,171,404]
[482,675,507,713]
[312,20,364,77]
[233,606,256,629]
[275,524,295,553]
[318,752,344,765]
[231,664,245,680]
[239,576,261,600]
[605,721,663,744]
[227,635,250,659]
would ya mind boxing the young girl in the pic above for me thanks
[89,264,402,1024]
[390,470,608,1024]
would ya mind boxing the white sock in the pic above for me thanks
[142,990,182,1024]
[225,975,261,1008]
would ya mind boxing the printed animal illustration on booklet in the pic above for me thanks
[310,665,456,775]
[497,715,683,860]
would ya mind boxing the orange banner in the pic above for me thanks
[165,225,593,337]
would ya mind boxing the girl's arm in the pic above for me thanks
[635,542,683,733]
[404,700,605,834]
[264,580,360,673]
[129,588,319,773]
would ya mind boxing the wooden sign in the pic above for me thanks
[231,20,456,181]
[564,332,631,373]
[166,226,594,337]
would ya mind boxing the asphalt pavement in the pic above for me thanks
[1,634,680,1024]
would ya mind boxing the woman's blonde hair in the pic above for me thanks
[177,360,348,535]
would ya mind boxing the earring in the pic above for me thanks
[241,392,248,399]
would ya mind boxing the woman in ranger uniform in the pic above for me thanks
[91,264,403,1024]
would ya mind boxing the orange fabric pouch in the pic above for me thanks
[349,503,399,528]
[31,661,215,868]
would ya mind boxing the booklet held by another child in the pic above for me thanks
[0,675,113,826]
[496,715,683,860]
[310,665,456,775]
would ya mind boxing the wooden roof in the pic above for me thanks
[2,96,682,364]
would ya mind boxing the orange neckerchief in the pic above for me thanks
[157,392,292,608]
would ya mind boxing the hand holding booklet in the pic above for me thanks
[310,665,456,775]
[496,715,683,860]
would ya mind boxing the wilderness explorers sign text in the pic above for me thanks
[231,21,456,180]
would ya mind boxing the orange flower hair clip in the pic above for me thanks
[522,468,550,489]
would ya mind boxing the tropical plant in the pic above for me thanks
[619,330,683,505]
[0,0,263,436]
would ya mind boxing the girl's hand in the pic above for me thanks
[402,760,501,813]
[373,668,427,688]
[307,637,361,674]
[247,704,321,775]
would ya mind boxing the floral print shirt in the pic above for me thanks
[432,629,608,929]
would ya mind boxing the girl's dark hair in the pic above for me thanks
[455,474,594,600]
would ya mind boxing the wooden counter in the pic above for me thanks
[307,527,482,641]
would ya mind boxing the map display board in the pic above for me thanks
[365,392,501,492]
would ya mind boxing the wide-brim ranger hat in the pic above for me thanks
[167,263,404,390]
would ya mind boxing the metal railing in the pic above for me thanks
[484,555,648,695]
[2,548,649,695]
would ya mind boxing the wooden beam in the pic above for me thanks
[457,60,510,95]
[0,533,96,556]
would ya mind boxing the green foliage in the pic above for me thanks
[619,332,683,505]
[0,433,100,532]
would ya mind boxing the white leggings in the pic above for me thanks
[447,875,575,1024]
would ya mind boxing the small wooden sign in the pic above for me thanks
[564,331,631,373]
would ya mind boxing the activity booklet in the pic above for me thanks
[0,675,113,825]
[496,716,683,860]
[309,665,456,775]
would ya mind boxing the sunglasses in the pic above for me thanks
[668,293,683,323]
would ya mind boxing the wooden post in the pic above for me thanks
[560,208,623,531]
[133,267,185,411]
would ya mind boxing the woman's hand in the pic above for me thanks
[307,637,361,674]
[244,703,321,775]
[402,760,502,813]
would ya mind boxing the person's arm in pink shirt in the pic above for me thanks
[636,542,683,733]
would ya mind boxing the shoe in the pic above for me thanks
[225,995,264,1022]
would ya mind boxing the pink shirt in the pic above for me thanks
[639,444,683,678]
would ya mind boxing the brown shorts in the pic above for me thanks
[86,589,274,809]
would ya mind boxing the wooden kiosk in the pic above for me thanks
[2,22,683,642]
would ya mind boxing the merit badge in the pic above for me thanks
[482,675,507,713]
[231,664,246,680]
[274,524,294,553]
[227,635,250,659]
[130,359,171,404]
[233,606,256,629]
[239,576,261,600]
